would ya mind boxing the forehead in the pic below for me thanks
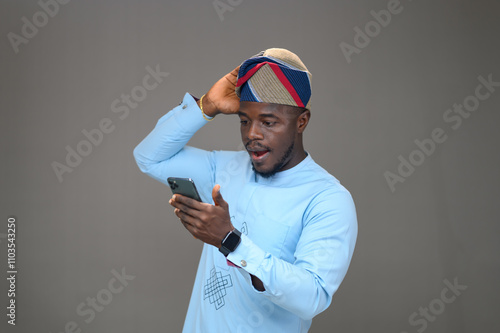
[238,101,285,118]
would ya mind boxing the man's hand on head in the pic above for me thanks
[169,184,234,248]
[198,66,241,118]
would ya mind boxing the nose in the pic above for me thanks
[246,122,264,141]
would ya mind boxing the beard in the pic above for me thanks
[252,141,295,178]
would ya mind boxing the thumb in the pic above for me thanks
[212,184,226,207]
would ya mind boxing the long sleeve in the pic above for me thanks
[133,93,216,201]
[135,92,358,331]
[227,187,358,320]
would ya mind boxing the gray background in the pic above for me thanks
[1,0,499,332]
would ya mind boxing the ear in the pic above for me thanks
[296,109,310,134]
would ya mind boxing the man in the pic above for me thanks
[134,48,357,332]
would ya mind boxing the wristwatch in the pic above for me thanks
[219,229,241,257]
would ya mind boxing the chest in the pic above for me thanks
[224,181,310,261]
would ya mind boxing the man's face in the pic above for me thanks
[238,101,304,178]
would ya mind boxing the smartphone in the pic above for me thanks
[167,177,202,202]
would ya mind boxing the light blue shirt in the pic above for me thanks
[134,93,358,333]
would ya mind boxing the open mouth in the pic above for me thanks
[248,149,270,162]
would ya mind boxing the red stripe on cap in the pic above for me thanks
[236,62,268,87]
[236,61,304,107]
[267,63,304,108]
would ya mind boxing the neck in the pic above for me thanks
[279,140,307,172]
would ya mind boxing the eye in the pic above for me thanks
[263,121,276,127]
[240,120,248,125]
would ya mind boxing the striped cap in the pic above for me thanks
[235,48,312,110]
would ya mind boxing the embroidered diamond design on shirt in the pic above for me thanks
[204,267,233,310]
[241,222,248,235]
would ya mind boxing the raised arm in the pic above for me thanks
[133,67,240,200]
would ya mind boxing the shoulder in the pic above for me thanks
[301,159,356,221]
[303,157,351,196]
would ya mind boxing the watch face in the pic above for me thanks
[224,232,241,251]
